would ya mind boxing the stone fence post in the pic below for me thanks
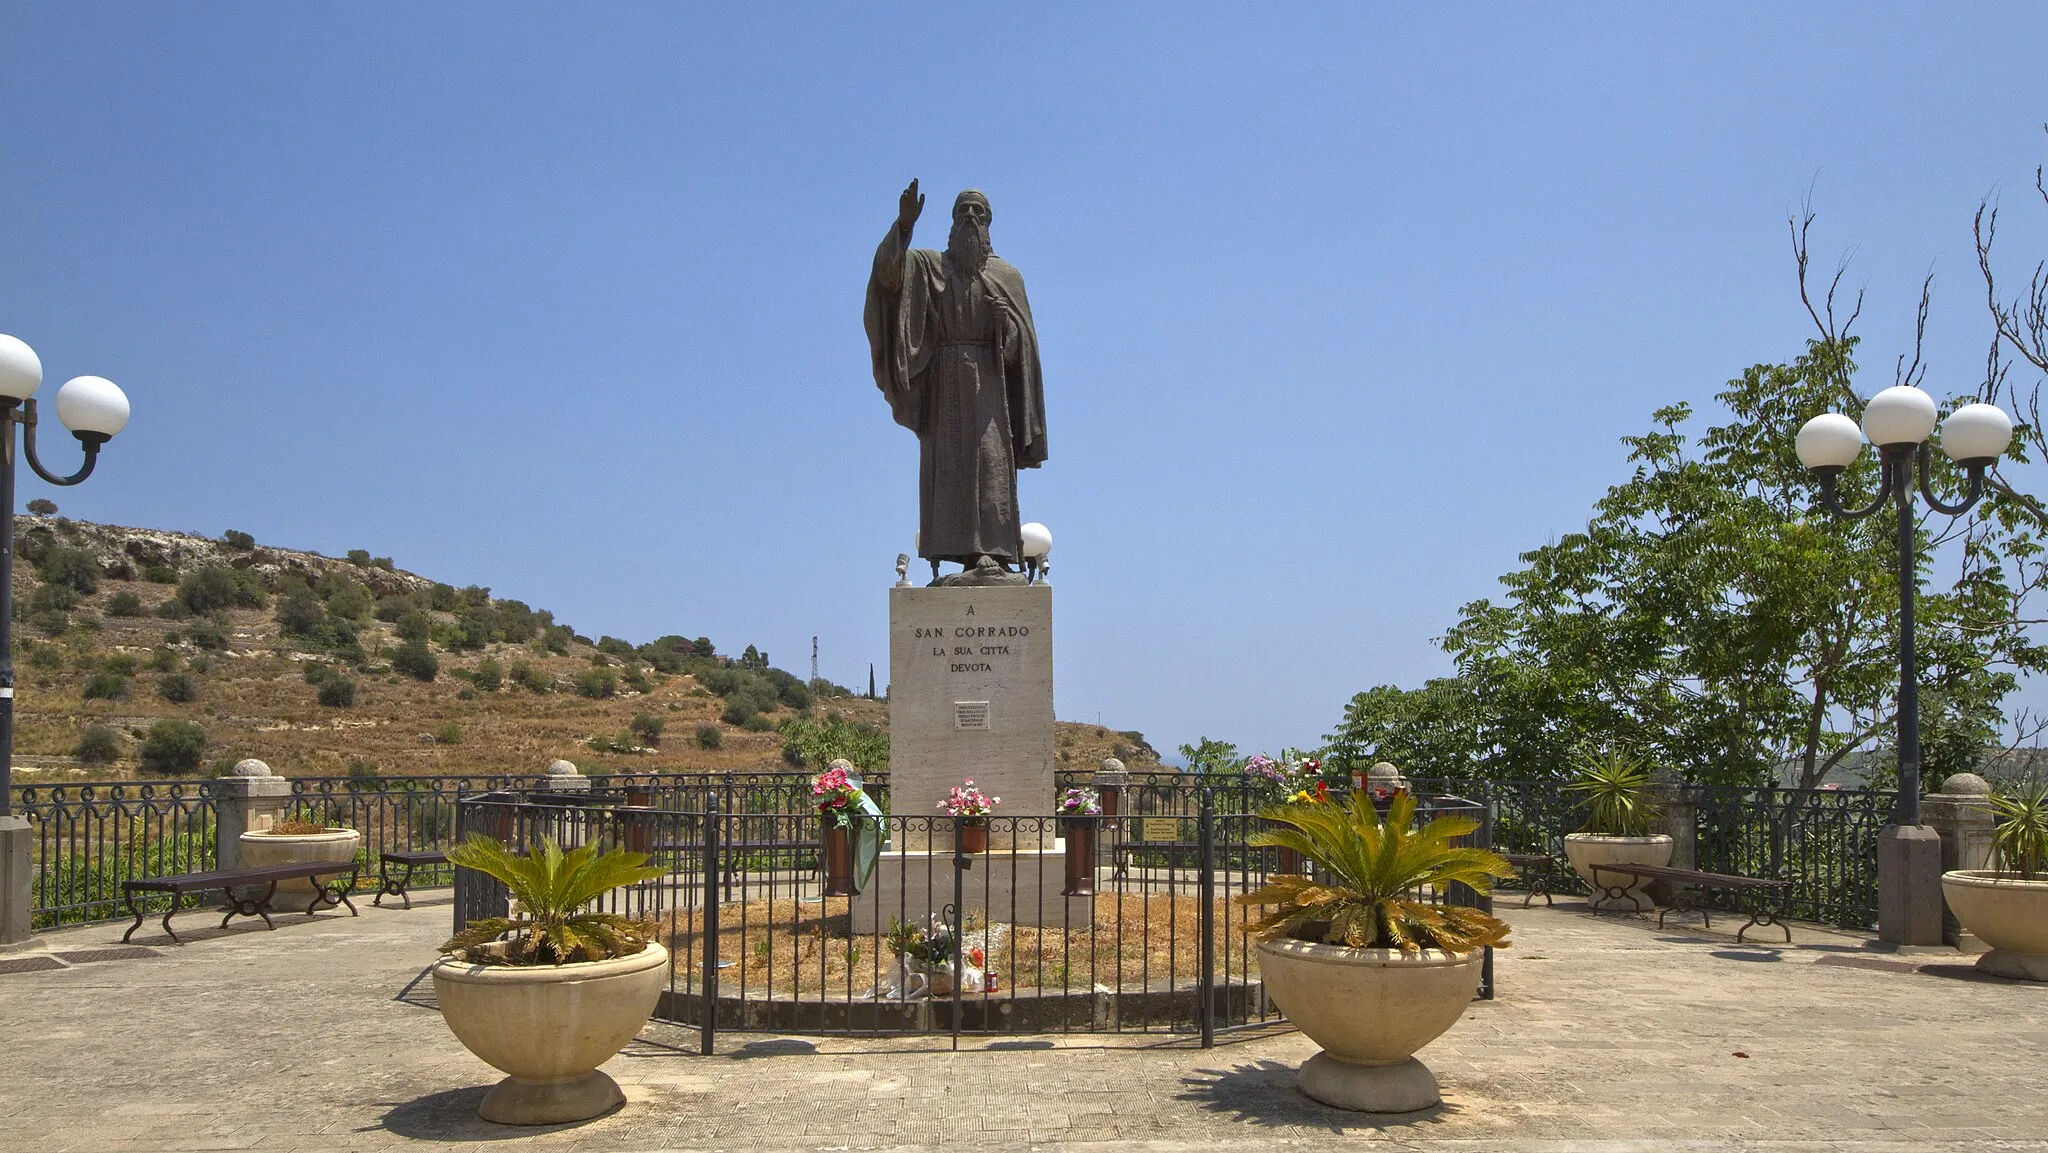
[1649,765,1697,870]
[210,759,293,872]
[541,760,590,793]
[1922,771,1997,948]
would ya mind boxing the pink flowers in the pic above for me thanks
[812,766,866,828]
[1057,787,1101,815]
[938,780,999,818]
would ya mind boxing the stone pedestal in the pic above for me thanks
[542,760,591,792]
[888,583,1053,850]
[0,813,39,951]
[848,842,1094,933]
[209,759,294,872]
[1923,773,1997,950]
[1878,824,1946,946]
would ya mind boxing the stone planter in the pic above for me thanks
[1257,937,1483,1112]
[1940,870,2048,981]
[238,828,362,911]
[432,942,669,1124]
[1563,833,1673,911]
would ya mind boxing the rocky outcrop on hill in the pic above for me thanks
[15,518,438,597]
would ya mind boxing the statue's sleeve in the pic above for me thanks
[990,266,1048,468]
[864,224,926,433]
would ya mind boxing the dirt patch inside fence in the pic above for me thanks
[662,892,1266,994]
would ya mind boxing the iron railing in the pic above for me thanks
[13,780,218,927]
[447,788,1496,1048]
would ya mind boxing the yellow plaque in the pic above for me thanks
[1141,818,1185,843]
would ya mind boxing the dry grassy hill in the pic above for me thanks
[7,519,1162,784]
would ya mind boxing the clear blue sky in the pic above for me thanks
[5,5,2047,759]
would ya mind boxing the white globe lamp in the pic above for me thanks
[54,375,130,442]
[1020,522,1052,559]
[0,334,42,402]
[1860,385,1939,448]
[1938,403,2012,466]
[1795,413,1864,472]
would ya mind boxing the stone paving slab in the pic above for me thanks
[1,893,2045,1151]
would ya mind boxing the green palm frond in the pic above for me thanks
[1567,749,1660,835]
[1241,789,1514,952]
[442,834,665,964]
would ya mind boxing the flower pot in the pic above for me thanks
[1061,816,1097,896]
[1563,833,1673,911]
[959,820,987,855]
[432,942,669,1124]
[822,823,855,897]
[1941,870,2048,981]
[238,827,362,911]
[1275,847,1306,876]
[1256,938,1483,1112]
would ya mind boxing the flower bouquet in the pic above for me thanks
[938,780,999,853]
[812,761,883,895]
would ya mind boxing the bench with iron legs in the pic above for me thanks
[1501,852,1556,908]
[1587,861,1793,942]
[374,849,449,909]
[121,860,361,945]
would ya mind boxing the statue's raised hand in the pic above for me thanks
[898,179,924,233]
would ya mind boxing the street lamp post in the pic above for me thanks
[0,334,131,949]
[1796,385,2012,946]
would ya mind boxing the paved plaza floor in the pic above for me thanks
[2,891,2045,1152]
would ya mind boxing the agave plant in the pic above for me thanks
[1990,780,2048,881]
[1237,790,1515,952]
[1567,749,1660,836]
[440,835,665,965]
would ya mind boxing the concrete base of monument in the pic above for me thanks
[657,977,1268,1034]
[850,845,1091,933]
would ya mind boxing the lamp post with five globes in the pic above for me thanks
[1796,384,2011,944]
[0,333,132,948]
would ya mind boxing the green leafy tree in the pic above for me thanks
[1177,736,1242,776]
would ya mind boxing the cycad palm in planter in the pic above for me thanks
[434,836,667,1124]
[1240,791,1514,1112]
[1561,751,1672,911]
[1941,781,2048,981]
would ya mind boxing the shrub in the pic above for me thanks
[25,498,56,516]
[575,668,618,699]
[26,583,78,613]
[156,673,197,703]
[275,587,326,636]
[721,699,758,727]
[154,597,194,620]
[346,549,372,566]
[105,590,145,617]
[186,617,228,650]
[371,556,393,570]
[76,724,121,764]
[187,654,212,674]
[434,722,462,744]
[101,654,139,677]
[325,582,373,622]
[630,713,665,745]
[81,671,129,700]
[141,564,178,584]
[317,677,358,707]
[222,529,255,551]
[620,667,653,694]
[302,661,335,685]
[28,608,69,635]
[148,646,180,672]
[597,635,636,659]
[396,610,433,644]
[27,643,62,669]
[36,546,101,596]
[472,658,503,692]
[391,640,438,682]
[426,583,459,611]
[178,566,265,613]
[512,662,551,693]
[139,719,206,775]
[695,722,722,749]
[777,713,891,773]
[373,594,415,623]
[741,713,776,733]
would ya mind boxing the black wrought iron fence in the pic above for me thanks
[447,787,1496,1048]
[13,781,218,927]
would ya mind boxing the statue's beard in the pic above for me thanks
[946,219,993,276]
